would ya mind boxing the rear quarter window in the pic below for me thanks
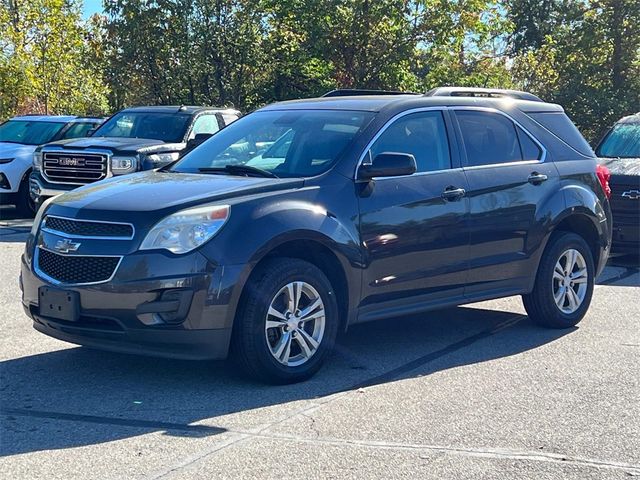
[527,112,594,157]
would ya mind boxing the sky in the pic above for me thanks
[83,0,103,18]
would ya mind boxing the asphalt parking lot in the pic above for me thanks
[1,206,638,480]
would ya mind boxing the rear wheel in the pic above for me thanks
[523,232,595,328]
[232,258,339,384]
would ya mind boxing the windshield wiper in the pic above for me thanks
[198,164,279,178]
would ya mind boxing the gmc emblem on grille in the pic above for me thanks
[621,190,640,200]
[58,157,84,166]
[54,239,81,254]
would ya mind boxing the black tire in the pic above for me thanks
[16,177,36,218]
[232,258,339,384]
[523,232,595,328]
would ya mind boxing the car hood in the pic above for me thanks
[0,142,37,160]
[600,157,640,176]
[40,137,183,153]
[49,171,305,214]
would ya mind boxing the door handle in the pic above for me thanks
[442,186,466,201]
[528,172,548,185]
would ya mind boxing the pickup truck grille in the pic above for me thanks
[36,248,121,284]
[43,151,108,184]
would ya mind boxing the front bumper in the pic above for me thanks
[20,251,246,360]
[29,172,76,203]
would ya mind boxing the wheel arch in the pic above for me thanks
[227,231,359,339]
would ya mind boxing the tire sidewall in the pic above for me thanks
[242,260,339,382]
[541,233,595,325]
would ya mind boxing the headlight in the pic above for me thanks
[111,156,138,175]
[140,204,230,254]
[147,152,180,164]
[33,152,42,171]
[0,157,14,164]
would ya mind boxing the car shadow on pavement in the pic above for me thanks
[0,207,32,243]
[0,306,572,456]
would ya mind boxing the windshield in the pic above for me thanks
[171,110,374,177]
[0,120,66,145]
[92,111,191,142]
[597,123,640,158]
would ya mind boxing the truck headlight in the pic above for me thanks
[147,152,180,164]
[111,156,137,174]
[33,152,42,171]
[140,204,230,254]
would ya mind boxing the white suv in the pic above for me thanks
[0,115,103,216]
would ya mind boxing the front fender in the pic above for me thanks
[202,184,363,329]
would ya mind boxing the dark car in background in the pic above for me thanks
[0,115,104,216]
[30,105,241,207]
[596,113,640,255]
[21,88,612,383]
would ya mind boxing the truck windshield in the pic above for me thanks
[597,123,640,158]
[171,110,374,178]
[92,112,191,143]
[0,120,66,145]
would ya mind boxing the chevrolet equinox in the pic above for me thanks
[21,88,613,383]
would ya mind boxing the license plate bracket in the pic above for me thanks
[38,287,80,322]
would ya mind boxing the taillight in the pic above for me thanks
[596,164,611,199]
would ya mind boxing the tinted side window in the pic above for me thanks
[370,111,451,173]
[517,127,543,160]
[527,112,594,157]
[190,114,220,138]
[456,111,522,166]
[60,122,95,139]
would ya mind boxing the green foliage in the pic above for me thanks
[0,0,110,119]
[511,0,640,142]
[1,0,638,142]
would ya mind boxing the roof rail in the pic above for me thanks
[425,87,543,102]
[322,89,418,97]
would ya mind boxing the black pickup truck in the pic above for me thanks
[30,105,240,206]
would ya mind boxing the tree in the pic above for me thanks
[510,0,640,142]
[0,0,109,119]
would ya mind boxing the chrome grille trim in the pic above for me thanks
[42,149,111,185]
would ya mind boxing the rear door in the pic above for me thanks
[357,109,470,321]
[452,108,558,297]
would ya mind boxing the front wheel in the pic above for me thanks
[16,177,36,218]
[523,232,595,328]
[232,258,339,384]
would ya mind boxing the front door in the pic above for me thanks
[357,109,470,322]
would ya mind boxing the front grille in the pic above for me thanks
[43,151,108,184]
[37,248,121,284]
[44,216,134,238]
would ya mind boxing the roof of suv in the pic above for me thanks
[260,93,563,114]
[121,105,240,115]
[11,115,104,123]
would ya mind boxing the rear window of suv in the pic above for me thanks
[527,112,594,157]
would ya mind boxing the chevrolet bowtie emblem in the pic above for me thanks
[621,190,640,200]
[54,238,81,254]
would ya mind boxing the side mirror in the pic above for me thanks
[186,133,213,150]
[358,152,417,180]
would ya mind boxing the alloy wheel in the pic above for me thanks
[552,248,588,314]
[264,281,326,367]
